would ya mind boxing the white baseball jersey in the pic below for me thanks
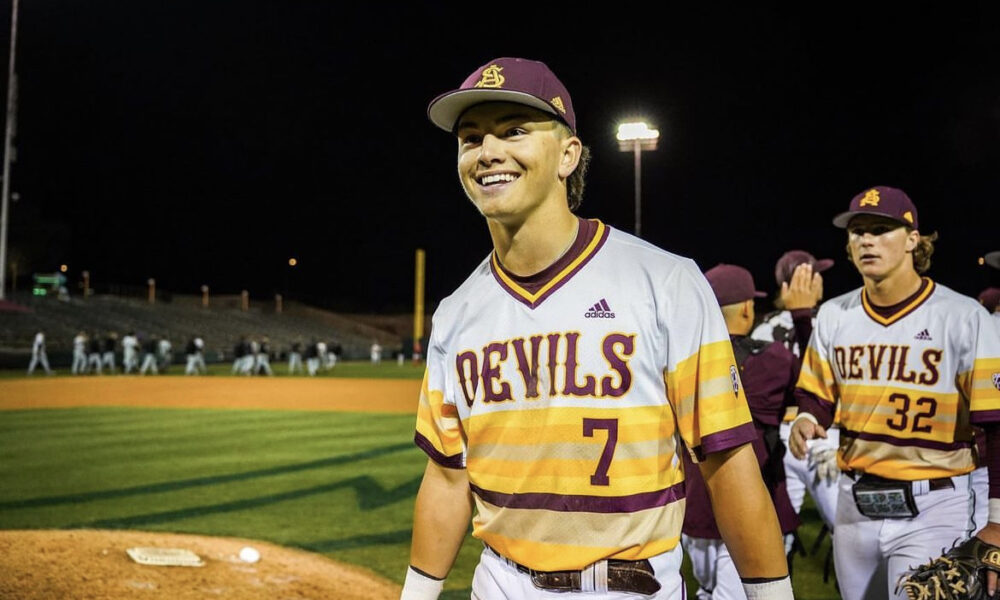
[752,310,810,357]
[122,335,138,353]
[415,218,755,571]
[796,278,1000,480]
[32,333,45,353]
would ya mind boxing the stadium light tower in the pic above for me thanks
[0,0,20,300]
[616,121,659,238]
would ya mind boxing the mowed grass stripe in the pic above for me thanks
[0,408,414,456]
[0,408,421,503]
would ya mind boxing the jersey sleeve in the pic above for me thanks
[794,305,838,428]
[662,262,755,461]
[413,321,467,469]
[962,307,1000,425]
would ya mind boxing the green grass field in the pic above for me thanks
[0,367,841,598]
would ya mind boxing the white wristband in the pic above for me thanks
[743,576,794,600]
[988,499,1000,526]
[791,411,819,428]
[400,566,445,600]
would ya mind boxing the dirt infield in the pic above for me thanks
[0,376,421,412]
[0,529,402,599]
[0,376,420,598]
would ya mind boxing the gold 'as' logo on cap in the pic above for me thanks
[550,96,567,114]
[859,189,881,207]
[474,65,505,89]
[903,211,913,223]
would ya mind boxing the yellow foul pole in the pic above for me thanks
[413,249,425,360]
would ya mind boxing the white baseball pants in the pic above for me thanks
[781,422,839,529]
[832,471,972,600]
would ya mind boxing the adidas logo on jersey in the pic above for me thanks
[584,298,615,319]
[914,329,932,341]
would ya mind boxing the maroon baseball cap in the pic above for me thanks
[832,186,919,229]
[704,264,767,306]
[427,57,576,133]
[985,251,1000,270]
[774,250,834,286]
[979,287,1000,312]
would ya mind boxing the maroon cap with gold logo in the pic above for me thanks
[832,186,919,229]
[427,57,576,133]
[704,264,767,306]
[979,287,1000,313]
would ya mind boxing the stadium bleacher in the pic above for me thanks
[0,291,404,368]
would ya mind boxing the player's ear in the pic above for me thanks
[558,135,582,180]
[904,229,920,252]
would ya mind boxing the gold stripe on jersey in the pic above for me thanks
[464,406,683,496]
[839,437,975,480]
[835,384,967,444]
[473,499,684,571]
[414,372,465,465]
[796,346,838,404]
[490,221,607,305]
[964,357,1000,412]
[665,340,752,450]
[861,279,935,326]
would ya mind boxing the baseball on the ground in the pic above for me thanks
[238,546,260,563]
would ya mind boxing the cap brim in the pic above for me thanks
[754,291,767,298]
[814,258,835,272]
[985,252,1000,269]
[428,88,562,132]
[832,210,915,229]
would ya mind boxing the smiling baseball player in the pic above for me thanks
[403,57,791,600]
[790,186,1000,600]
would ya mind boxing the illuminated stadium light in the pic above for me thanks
[288,258,297,267]
[616,122,660,143]
[616,120,660,238]
[59,264,68,272]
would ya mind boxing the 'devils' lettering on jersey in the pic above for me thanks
[833,344,942,385]
[455,332,636,407]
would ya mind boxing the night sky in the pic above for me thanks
[2,3,998,312]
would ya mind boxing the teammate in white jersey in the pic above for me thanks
[751,251,840,534]
[790,185,1000,600]
[403,57,792,600]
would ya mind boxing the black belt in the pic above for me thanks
[485,544,661,595]
[846,471,954,491]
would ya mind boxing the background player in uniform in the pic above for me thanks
[683,264,801,600]
[27,331,52,375]
[403,57,792,600]
[101,331,118,374]
[121,331,139,374]
[789,185,1000,600]
[752,251,840,537]
[71,330,87,374]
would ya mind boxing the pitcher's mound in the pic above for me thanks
[0,529,401,599]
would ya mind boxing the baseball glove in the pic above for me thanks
[897,537,1000,600]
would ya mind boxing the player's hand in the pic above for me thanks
[781,264,824,310]
[977,523,1000,596]
[790,417,827,460]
